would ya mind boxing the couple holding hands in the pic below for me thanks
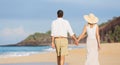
[51,10,101,65]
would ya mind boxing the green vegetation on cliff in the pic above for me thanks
[99,16,120,43]
[102,25,120,42]
[17,32,51,46]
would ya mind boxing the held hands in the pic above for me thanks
[74,39,81,46]
[72,35,79,46]
[74,39,79,46]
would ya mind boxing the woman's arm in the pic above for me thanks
[96,25,101,50]
[78,25,87,42]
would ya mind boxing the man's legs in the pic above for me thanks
[55,38,67,65]
[57,55,65,65]
[60,55,65,65]
[60,38,67,65]
[57,56,60,65]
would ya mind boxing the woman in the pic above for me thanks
[78,13,101,65]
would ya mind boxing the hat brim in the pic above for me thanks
[84,13,99,24]
[84,15,92,23]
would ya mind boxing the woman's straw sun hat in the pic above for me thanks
[84,13,99,24]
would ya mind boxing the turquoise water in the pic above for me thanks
[0,45,85,58]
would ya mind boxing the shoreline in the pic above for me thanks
[0,44,85,58]
[0,43,120,65]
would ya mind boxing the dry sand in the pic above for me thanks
[0,43,120,65]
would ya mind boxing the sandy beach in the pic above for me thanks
[0,43,120,65]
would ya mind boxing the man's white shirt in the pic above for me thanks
[51,18,74,37]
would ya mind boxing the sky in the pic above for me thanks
[0,0,120,45]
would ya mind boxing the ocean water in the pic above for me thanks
[0,44,85,58]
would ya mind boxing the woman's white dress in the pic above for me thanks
[85,24,100,65]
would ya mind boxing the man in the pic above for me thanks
[51,10,78,65]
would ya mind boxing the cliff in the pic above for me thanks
[17,32,51,46]
[99,16,120,43]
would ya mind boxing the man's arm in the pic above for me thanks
[66,21,78,45]
[51,36,55,48]
[51,21,55,48]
